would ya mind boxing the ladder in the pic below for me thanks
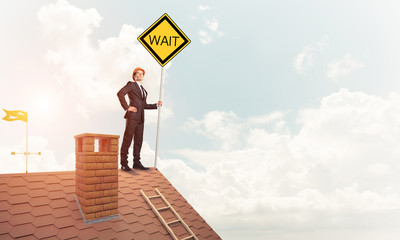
[140,188,198,240]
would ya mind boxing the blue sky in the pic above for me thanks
[1,1,400,239]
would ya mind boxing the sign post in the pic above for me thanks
[138,13,190,169]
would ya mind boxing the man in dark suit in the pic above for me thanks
[117,67,162,171]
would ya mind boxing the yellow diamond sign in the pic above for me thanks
[138,13,191,67]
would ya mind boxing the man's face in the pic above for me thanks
[134,70,144,81]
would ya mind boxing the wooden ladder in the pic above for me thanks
[140,188,198,240]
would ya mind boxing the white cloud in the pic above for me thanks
[196,3,223,44]
[37,0,171,121]
[326,54,364,81]
[0,136,72,173]
[199,30,213,45]
[162,88,400,239]
[198,5,210,11]
[294,46,314,73]
[294,35,329,73]
[183,111,241,150]
[206,18,218,32]
[247,111,287,125]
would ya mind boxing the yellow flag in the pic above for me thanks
[2,109,27,122]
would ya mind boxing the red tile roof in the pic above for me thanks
[0,168,221,240]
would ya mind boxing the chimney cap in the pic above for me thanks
[74,133,120,139]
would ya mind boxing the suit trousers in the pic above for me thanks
[120,119,144,166]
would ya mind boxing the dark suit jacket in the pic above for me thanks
[117,81,157,122]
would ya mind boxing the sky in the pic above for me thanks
[1,0,400,239]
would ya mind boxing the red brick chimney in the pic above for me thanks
[74,133,120,223]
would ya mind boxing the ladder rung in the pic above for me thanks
[167,219,181,225]
[181,235,195,240]
[157,206,170,211]
[148,195,161,199]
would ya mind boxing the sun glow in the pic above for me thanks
[34,94,57,114]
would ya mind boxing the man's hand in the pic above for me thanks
[128,106,137,112]
[157,101,163,107]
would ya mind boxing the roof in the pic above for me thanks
[0,168,221,240]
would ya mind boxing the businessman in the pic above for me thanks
[117,67,162,171]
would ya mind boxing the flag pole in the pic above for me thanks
[154,66,164,169]
[26,114,28,173]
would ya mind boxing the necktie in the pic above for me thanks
[140,85,146,98]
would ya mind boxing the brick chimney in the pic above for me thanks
[74,133,120,224]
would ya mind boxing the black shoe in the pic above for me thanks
[133,162,149,170]
[121,165,132,171]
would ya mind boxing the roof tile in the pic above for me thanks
[30,196,51,207]
[124,193,138,202]
[71,209,83,220]
[9,213,34,226]
[32,214,56,227]
[114,229,133,239]
[7,194,31,205]
[63,185,75,194]
[119,198,130,207]
[45,183,63,192]
[7,177,27,187]
[31,205,53,217]
[67,200,79,211]
[150,231,173,240]
[57,174,74,180]
[119,186,131,194]
[24,175,46,182]
[9,223,36,238]
[8,203,32,215]
[11,234,36,240]
[160,209,176,223]
[97,228,117,240]
[43,175,60,184]
[28,189,48,198]
[0,201,11,211]
[0,177,11,184]
[110,219,129,233]
[139,214,156,226]
[143,222,160,234]
[0,222,12,234]
[0,211,12,223]
[128,221,145,234]
[132,206,148,217]
[54,216,75,228]
[74,218,92,231]
[92,221,112,232]
[78,227,98,239]
[133,230,152,240]
[119,205,134,215]
[0,169,221,240]
[33,224,59,239]
[0,233,13,240]
[49,198,69,209]
[8,186,29,195]
[170,222,190,238]
[195,225,213,238]
[58,226,80,239]
[26,181,46,190]
[0,192,9,201]
[47,190,67,200]
[60,179,75,186]
[51,207,71,218]
[121,213,139,224]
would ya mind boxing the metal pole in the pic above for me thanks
[26,114,28,173]
[154,66,164,169]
